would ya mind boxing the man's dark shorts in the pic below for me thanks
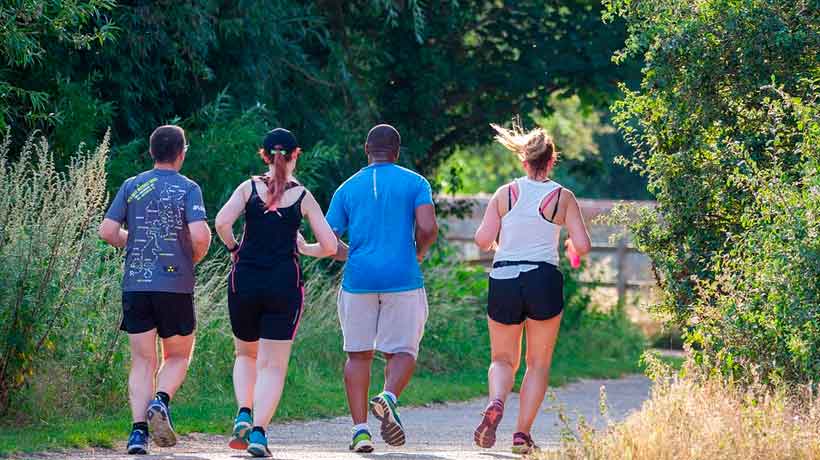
[121,292,196,338]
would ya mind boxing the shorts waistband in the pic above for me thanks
[492,260,556,269]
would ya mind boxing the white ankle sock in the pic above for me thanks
[352,423,369,434]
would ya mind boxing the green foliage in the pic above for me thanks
[606,0,820,383]
[0,1,116,138]
[436,92,648,198]
[1,1,638,183]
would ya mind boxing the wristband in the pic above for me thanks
[226,242,240,253]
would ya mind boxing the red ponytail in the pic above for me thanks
[258,147,295,211]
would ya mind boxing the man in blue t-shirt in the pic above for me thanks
[99,125,212,455]
[326,124,438,453]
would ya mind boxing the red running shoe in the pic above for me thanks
[474,399,504,448]
[512,431,540,455]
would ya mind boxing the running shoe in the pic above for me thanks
[370,392,406,446]
[146,397,177,447]
[349,428,375,453]
[474,399,505,448]
[247,429,272,457]
[126,428,149,455]
[512,432,540,455]
[229,410,253,450]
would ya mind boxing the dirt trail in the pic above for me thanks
[17,375,650,460]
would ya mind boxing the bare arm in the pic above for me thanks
[563,191,592,256]
[331,235,349,261]
[98,218,128,248]
[474,188,503,252]
[214,181,249,253]
[298,190,338,258]
[415,203,439,262]
[189,220,212,264]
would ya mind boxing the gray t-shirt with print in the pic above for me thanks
[105,169,207,293]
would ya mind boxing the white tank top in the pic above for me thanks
[490,177,562,280]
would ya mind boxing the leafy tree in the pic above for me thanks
[436,92,648,199]
[0,0,116,147]
[606,0,819,383]
[335,0,640,172]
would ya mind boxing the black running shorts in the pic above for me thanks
[487,262,564,325]
[120,292,196,338]
[228,288,304,342]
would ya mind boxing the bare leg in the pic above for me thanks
[487,318,524,403]
[156,333,196,398]
[233,338,259,410]
[128,330,158,422]
[344,351,374,424]
[252,339,293,428]
[516,314,562,434]
[382,352,416,398]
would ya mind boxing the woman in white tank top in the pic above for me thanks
[471,121,591,454]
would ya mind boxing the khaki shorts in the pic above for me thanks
[337,288,429,358]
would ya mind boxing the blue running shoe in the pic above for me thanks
[229,410,253,450]
[126,428,149,455]
[247,429,271,457]
[146,398,176,447]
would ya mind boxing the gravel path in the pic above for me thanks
[17,375,650,460]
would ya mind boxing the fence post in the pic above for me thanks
[616,236,627,306]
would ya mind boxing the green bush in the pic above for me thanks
[605,0,819,383]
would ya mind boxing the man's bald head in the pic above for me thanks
[365,124,401,161]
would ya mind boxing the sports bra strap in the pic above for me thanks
[507,181,519,211]
[539,187,562,223]
[250,178,259,198]
[550,188,561,221]
[294,189,308,211]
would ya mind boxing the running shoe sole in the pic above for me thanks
[228,421,251,450]
[474,402,504,448]
[512,444,539,455]
[370,395,406,447]
[247,442,272,457]
[350,439,374,453]
[126,443,148,455]
[146,402,177,448]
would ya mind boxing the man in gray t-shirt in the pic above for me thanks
[99,125,211,454]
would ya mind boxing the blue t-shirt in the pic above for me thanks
[326,163,433,293]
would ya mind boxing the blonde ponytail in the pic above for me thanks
[490,119,557,174]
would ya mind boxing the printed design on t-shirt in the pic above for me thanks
[128,182,187,284]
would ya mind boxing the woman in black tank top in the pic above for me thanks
[215,128,338,456]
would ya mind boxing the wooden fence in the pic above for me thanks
[440,197,657,307]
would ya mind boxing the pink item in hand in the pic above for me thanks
[569,252,581,269]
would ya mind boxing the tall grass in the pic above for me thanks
[0,131,124,416]
[544,356,820,460]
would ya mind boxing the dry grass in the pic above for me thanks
[544,358,820,460]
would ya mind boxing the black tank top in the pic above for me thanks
[233,179,305,279]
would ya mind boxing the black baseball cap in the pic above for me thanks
[263,128,298,153]
[366,124,401,157]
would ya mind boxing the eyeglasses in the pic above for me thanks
[183,144,190,153]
